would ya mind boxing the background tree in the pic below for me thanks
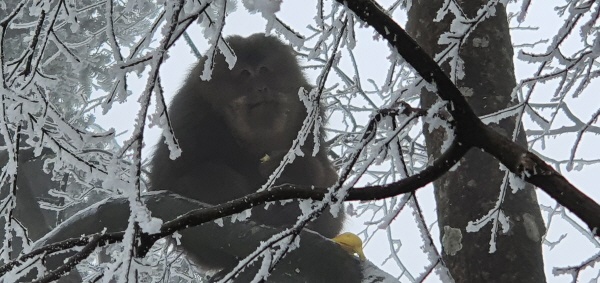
[0,0,599,282]
[406,1,546,281]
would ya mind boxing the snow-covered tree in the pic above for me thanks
[0,0,599,282]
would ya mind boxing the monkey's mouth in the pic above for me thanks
[229,96,285,122]
[248,101,277,110]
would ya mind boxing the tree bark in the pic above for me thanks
[406,1,546,282]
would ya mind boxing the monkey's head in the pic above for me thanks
[194,34,311,157]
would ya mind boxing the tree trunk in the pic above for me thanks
[406,1,546,282]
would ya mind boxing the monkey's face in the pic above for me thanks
[210,35,310,156]
[219,63,304,156]
[223,90,300,156]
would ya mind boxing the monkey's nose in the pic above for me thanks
[247,87,271,103]
[255,86,269,93]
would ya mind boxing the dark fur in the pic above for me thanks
[149,34,361,282]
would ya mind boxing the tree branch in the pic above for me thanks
[337,0,600,236]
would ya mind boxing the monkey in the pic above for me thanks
[148,34,362,282]
[5,34,361,282]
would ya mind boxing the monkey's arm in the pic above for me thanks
[32,191,364,283]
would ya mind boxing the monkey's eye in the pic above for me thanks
[239,69,252,79]
[258,66,270,75]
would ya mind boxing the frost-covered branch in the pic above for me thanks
[337,0,600,236]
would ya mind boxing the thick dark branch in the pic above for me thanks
[347,141,468,200]
[0,233,123,278]
[33,235,104,283]
[478,125,600,236]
